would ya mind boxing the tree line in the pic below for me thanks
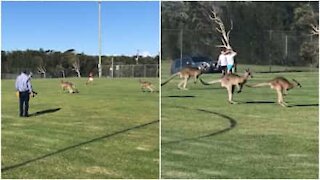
[161,1,319,67]
[1,49,159,78]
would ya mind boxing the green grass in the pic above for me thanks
[2,77,159,179]
[161,61,318,178]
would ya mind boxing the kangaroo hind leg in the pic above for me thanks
[178,80,184,90]
[276,89,287,107]
[236,83,243,93]
[227,85,237,104]
[182,77,189,90]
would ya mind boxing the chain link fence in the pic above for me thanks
[1,64,159,79]
[162,29,319,72]
[102,64,159,78]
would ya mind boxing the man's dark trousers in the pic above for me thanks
[19,91,30,117]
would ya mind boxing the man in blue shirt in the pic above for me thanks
[15,70,33,117]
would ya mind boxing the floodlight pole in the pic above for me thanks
[98,1,102,78]
[136,49,139,64]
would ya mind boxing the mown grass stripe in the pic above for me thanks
[2,120,159,172]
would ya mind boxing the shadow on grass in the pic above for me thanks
[29,108,61,117]
[243,101,275,104]
[288,103,319,107]
[258,70,304,73]
[162,105,237,145]
[243,101,319,107]
[141,90,159,93]
[2,119,159,172]
[192,87,223,90]
[163,95,196,98]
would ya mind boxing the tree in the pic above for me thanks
[72,57,81,78]
[291,3,319,66]
[63,49,81,77]
[34,56,46,78]
[56,64,65,78]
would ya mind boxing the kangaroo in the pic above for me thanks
[60,80,79,94]
[247,77,302,107]
[161,66,207,90]
[200,69,253,104]
[86,72,94,85]
[139,79,156,92]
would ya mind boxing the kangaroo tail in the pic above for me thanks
[199,78,221,85]
[161,73,179,86]
[292,79,302,88]
[247,82,270,88]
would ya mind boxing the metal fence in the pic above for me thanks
[162,29,319,68]
[103,64,159,78]
[1,64,159,79]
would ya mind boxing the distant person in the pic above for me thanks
[86,72,94,85]
[15,70,33,117]
[217,48,227,76]
[226,48,237,74]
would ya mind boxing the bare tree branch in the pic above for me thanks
[72,59,81,78]
[310,24,319,36]
[209,9,233,49]
[37,65,46,78]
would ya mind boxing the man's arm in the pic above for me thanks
[231,51,237,57]
[217,56,221,66]
[15,76,20,91]
[27,79,33,93]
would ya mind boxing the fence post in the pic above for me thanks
[268,30,272,72]
[180,29,183,70]
[111,57,114,78]
[156,64,159,77]
[132,65,134,77]
[144,65,146,77]
[284,34,288,66]
[285,34,288,59]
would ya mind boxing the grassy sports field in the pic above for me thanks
[2,77,159,178]
[161,61,318,178]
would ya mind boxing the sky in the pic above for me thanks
[1,1,159,56]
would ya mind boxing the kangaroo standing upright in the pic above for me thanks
[247,77,302,107]
[200,69,253,104]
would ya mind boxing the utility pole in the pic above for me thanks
[135,49,139,64]
[111,57,114,78]
[98,1,102,78]
[268,30,272,72]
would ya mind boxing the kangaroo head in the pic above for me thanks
[244,68,253,79]
[292,79,302,88]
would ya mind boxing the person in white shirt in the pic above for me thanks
[15,70,33,117]
[226,48,237,74]
[217,48,227,76]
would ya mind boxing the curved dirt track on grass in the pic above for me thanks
[162,105,237,145]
